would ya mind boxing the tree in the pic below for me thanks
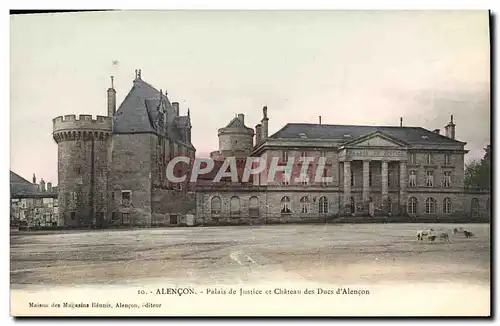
[464,145,491,190]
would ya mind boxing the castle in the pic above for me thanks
[52,70,196,227]
[195,109,491,225]
[50,70,490,228]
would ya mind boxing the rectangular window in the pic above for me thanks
[351,170,354,186]
[369,170,373,187]
[409,153,416,164]
[321,169,330,186]
[426,154,432,165]
[282,151,288,162]
[70,212,76,220]
[281,173,290,185]
[122,213,130,223]
[443,171,452,187]
[426,170,434,187]
[121,191,131,206]
[409,171,417,187]
[444,154,452,165]
[75,166,81,175]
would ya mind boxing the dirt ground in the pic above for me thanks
[10,223,490,289]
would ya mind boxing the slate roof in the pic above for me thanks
[113,77,195,149]
[10,171,32,185]
[269,123,465,145]
[10,171,57,197]
[222,117,254,133]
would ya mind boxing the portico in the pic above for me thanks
[339,139,408,216]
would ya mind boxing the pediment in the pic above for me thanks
[344,132,407,148]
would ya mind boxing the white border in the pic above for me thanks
[3,2,498,325]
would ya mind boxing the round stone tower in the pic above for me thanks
[211,113,255,160]
[52,114,112,227]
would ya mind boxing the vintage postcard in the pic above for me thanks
[10,10,491,317]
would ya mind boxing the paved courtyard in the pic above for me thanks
[10,223,491,288]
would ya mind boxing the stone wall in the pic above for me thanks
[108,133,153,225]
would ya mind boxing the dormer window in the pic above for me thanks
[421,136,429,139]
[343,134,351,138]
[298,133,307,139]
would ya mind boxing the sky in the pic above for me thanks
[10,10,490,185]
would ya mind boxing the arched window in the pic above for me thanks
[300,196,310,214]
[408,197,417,215]
[443,197,452,214]
[230,196,240,216]
[281,196,291,214]
[211,196,221,215]
[471,198,479,217]
[319,196,328,214]
[425,197,436,214]
[249,196,259,218]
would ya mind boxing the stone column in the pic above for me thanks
[343,161,351,214]
[381,160,389,213]
[362,160,370,213]
[399,161,407,216]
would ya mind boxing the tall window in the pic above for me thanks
[281,173,290,185]
[425,197,436,214]
[409,171,417,187]
[281,196,291,214]
[443,198,452,214]
[426,154,432,165]
[249,196,259,217]
[319,196,328,214]
[443,171,452,187]
[409,153,416,164]
[121,191,131,206]
[230,196,240,216]
[282,151,288,162]
[471,198,479,217]
[300,196,310,214]
[282,167,291,185]
[369,170,373,187]
[387,198,392,213]
[425,171,434,187]
[444,154,452,165]
[408,197,417,215]
[351,170,355,186]
[211,196,221,215]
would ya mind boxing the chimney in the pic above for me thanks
[238,114,245,125]
[433,129,440,134]
[40,179,46,192]
[444,114,456,140]
[400,117,403,127]
[107,76,116,117]
[172,102,180,116]
[261,106,269,141]
[32,173,36,184]
[255,124,262,144]
[47,182,52,193]
[319,116,322,125]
